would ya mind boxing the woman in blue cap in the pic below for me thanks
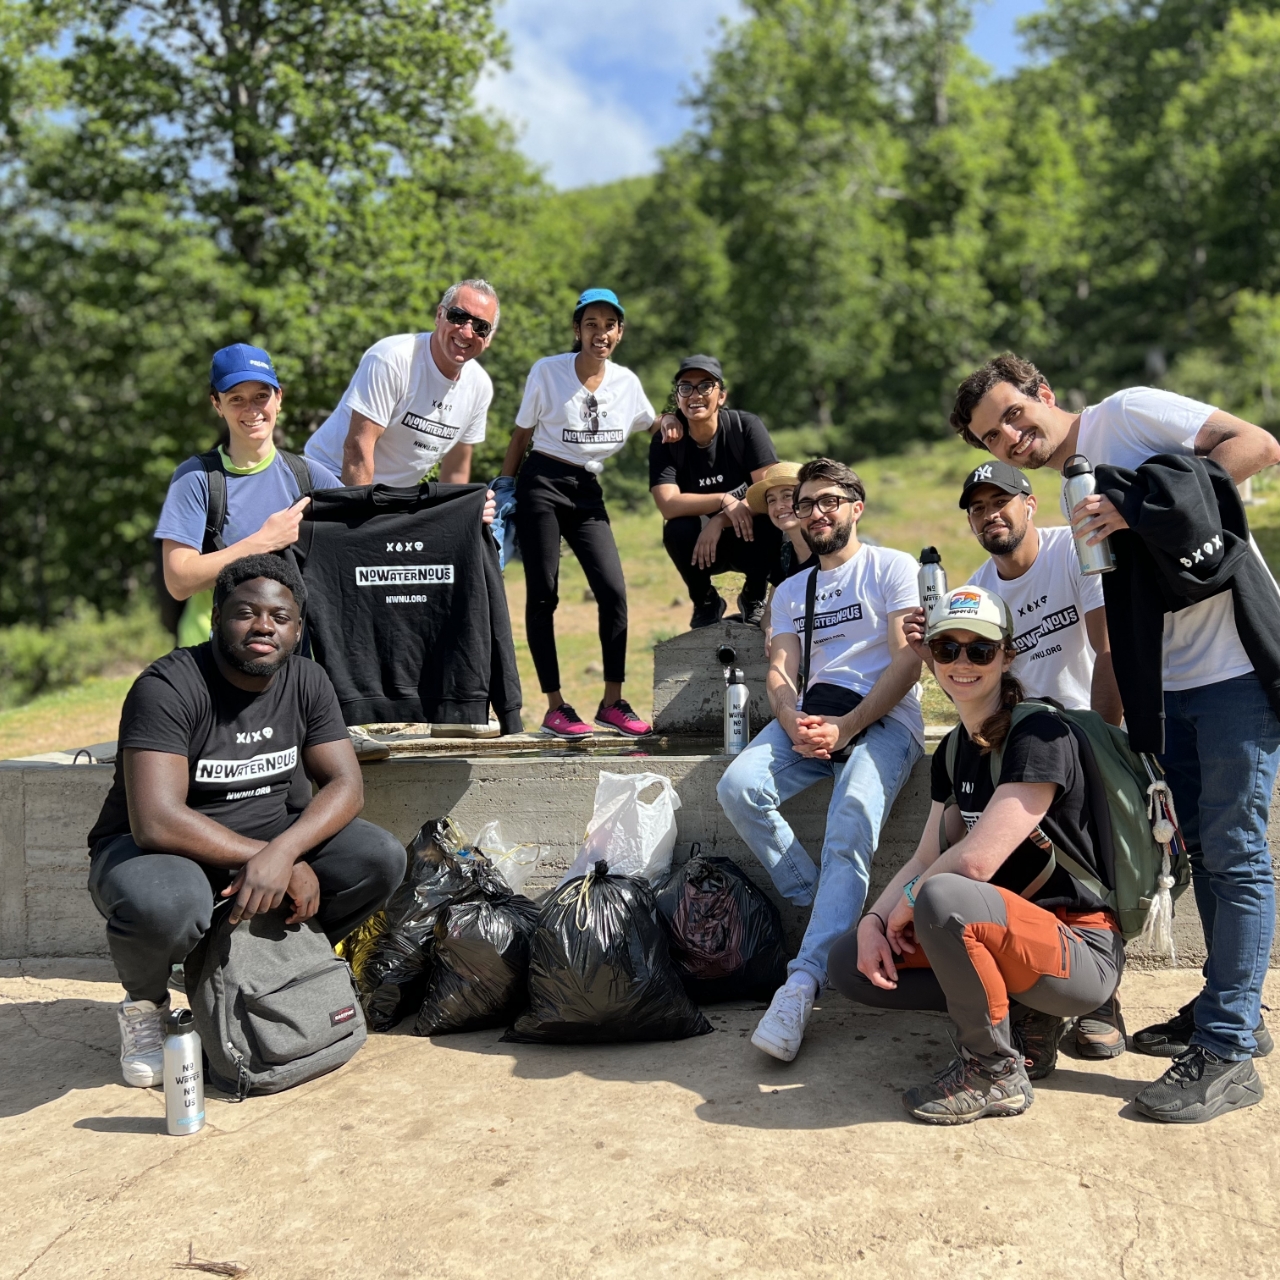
[499,288,664,739]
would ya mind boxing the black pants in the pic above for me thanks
[88,816,406,1003]
[662,514,782,606]
[516,451,628,693]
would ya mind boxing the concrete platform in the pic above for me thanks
[2,960,1276,1280]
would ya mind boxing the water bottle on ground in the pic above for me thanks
[717,644,749,755]
[164,1007,205,1137]
[1063,454,1116,576]
[918,547,947,625]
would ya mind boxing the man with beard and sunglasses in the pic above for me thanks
[717,459,925,1062]
[87,555,405,1089]
[950,352,1280,1124]
[306,280,499,490]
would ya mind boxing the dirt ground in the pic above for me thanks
[2,961,1277,1280]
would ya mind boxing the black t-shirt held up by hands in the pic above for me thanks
[88,644,349,850]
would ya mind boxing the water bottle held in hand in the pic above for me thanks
[918,547,947,625]
[164,1007,205,1137]
[1063,454,1116,576]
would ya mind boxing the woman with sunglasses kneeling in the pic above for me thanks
[827,585,1125,1125]
[501,288,664,739]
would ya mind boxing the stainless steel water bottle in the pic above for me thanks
[918,547,947,625]
[164,1007,205,1137]
[717,644,749,755]
[1063,454,1116,575]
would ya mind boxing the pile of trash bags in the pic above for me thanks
[341,805,793,1045]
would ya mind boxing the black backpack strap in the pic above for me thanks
[797,565,819,712]
[279,449,313,500]
[198,448,228,552]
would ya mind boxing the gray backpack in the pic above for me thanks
[185,905,367,1099]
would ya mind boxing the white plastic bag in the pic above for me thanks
[473,819,546,896]
[559,772,682,887]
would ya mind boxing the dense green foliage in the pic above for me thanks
[3,0,1280,627]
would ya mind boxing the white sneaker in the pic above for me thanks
[347,725,391,761]
[751,981,814,1062]
[117,996,169,1087]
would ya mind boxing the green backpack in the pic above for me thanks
[942,701,1190,944]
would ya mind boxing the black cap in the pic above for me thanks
[674,354,724,385]
[959,460,1034,510]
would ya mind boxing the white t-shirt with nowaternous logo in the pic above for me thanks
[516,353,656,468]
[968,525,1103,710]
[770,543,924,745]
[1076,385,1260,690]
[305,333,492,487]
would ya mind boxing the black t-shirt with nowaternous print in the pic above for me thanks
[929,710,1106,914]
[88,643,349,850]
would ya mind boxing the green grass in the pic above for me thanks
[7,437,1280,756]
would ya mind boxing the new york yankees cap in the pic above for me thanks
[958,458,1033,510]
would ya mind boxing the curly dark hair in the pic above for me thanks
[213,553,306,613]
[950,353,1048,448]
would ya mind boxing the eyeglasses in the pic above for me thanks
[581,393,600,433]
[675,379,719,399]
[443,306,493,339]
[793,493,855,518]
[928,638,1003,666]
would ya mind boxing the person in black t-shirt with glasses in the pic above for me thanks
[828,584,1125,1125]
[649,355,781,628]
[87,555,405,1090]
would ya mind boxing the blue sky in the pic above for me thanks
[477,0,1046,189]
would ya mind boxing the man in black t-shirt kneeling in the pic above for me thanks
[87,554,406,1089]
[649,355,782,628]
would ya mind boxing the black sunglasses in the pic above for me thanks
[928,637,1003,666]
[443,305,493,339]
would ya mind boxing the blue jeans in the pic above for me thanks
[717,715,923,987]
[1159,673,1280,1059]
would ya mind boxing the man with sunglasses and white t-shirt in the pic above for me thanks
[718,458,925,1063]
[306,279,500,489]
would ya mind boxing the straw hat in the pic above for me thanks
[746,461,804,514]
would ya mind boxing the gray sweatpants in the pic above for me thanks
[88,816,405,1003]
[828,873,1125,1068]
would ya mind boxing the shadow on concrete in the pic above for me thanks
[0,997,121,1118]
[74,1114,164,1134]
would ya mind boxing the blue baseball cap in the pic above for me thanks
[573,287,624,321]
[210,343,281,394]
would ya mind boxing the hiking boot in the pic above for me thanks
[690,593,727,630]
[116,996,169,1088]
[347,725,391,762]
[751,981,814,1062]
[1075,992,1127,1059]
[1012,1006,1066,1079]
[1133,996,1273,1058]
[903,1052,1034,1125]
[540,704,593,740]
[1133,1045,1263,1124]
[595,699,652,737]
[737,591,767,627]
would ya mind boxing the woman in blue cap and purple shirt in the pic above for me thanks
[499,288,676,739]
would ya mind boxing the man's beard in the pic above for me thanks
[802,514,854,556]
[979,521,1027,556]
[214,625,289,677]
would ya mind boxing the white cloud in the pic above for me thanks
[478,0,744,189]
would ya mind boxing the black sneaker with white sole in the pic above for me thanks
[1133,996,1273,1058]
[1134,1045,1263,1124]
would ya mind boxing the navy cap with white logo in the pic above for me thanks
[210,343,281,394]
[958,459,1033,510]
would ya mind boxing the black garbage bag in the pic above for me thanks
[414,894,541,1035]
[505,861,713,1044]
[655,854,790,1003]
[360,819,511,1031]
